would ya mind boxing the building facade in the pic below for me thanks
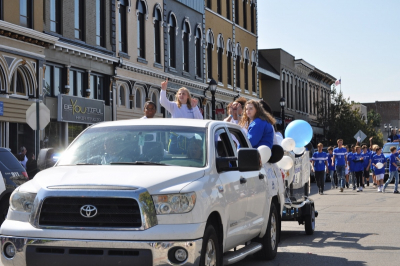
[205,0,259,119]
[258,49,336,144]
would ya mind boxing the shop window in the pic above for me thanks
[154,7,162,64]
[50,0,61,33]
[68,123,85,144]
[119,3,127,52]
[20,0,33,28]
[195,27,202,77]
[135,89,142,108]
[137,0,146,59]
[69,69,86,97]
[119,86,125,106]
[96,0,105,46]
[168,14,177,68]
[44,64,63,97]
[74,0,85,40]
[182,21,190,72]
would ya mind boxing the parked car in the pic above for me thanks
[383,142,400,182]
[0,148,29,224]
[1,119,285,266]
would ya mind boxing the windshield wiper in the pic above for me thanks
[110,161,169,166]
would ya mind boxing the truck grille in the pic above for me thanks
[38,197,142,228]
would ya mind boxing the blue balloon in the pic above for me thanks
[285,120,313,148]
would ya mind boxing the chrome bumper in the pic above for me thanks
[1,236,202,266]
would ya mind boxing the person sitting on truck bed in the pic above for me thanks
[239,100,275,149]
[141,101,157,119]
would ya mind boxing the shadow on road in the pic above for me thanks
[279,230,400,251]
[230,251,366,266]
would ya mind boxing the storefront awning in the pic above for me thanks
[0,97,31,123]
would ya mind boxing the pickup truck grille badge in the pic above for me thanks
[38,197,142,228]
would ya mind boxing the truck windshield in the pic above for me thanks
[383,143,399,154]
[57,125,207,168]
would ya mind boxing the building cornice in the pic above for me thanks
[0,20,58,47]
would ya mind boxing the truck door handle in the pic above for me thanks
[240,177,247,184]
[259,173,265,180]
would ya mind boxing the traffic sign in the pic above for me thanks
[354,130,367,143]
[26,102,50,130]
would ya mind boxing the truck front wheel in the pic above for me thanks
[304,205,315,235]
[199,224,221,266]
[254,203,278,260]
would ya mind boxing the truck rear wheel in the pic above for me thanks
[254,203,278,260]
[200,224,221,266]
[304,205,315,235]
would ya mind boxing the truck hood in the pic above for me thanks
[22,165,205,194]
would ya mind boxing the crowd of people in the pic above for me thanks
[312,138,400,195]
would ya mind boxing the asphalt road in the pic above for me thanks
[232,178,400,266]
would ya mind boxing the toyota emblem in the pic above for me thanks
[80,205,98,218]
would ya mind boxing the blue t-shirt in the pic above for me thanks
[372,153,385,175]
[327,153,335,171]
[362,151,371,169]
[247,118,274,149]
[352,152,364,172]
[389,153,398,172]
[312,151,328,172]
[333,147,347,167]
[347,152,355,172]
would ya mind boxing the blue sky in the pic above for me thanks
[258,0,400,103]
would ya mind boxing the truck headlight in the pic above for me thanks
[152,192,196,215]
[10,190,36,212]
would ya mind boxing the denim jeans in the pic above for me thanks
[329,170,336,188]
[350,172,356,188]
[336,165,346,188]
[383,171,399,192]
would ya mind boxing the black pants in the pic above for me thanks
[363,170,369,182]
[355,171,363,187]
[315,171,325,193]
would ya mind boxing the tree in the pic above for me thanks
[316,88,383,147]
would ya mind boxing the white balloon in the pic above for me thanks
[293,147,305,154]
[258,145,272,165]
[277,156,294,170]
[281,138,296,152]
[376,162,384,169]
[275,134,283,145]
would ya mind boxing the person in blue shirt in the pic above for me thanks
[332,139,348,192]
[327,146,337,189]
[347,145,356,190]
[239,100,275,149]
[312,143,329,195]
[382,146,400,193]
[371,146,386,192]
[362,145,371,187]
[352,146,365,192]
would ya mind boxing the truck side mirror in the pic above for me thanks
[238,148,261,172]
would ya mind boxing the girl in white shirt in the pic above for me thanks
[160,79,203,119]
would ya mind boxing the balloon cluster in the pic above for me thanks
[276,120,313,170]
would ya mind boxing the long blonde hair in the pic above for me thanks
[175,87,193,109]
[239,100,276,129]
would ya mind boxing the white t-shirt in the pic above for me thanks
[160,90,203,119]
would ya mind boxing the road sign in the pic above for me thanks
[354,130,367,143]
[26,102,50,130]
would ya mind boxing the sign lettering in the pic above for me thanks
[58,95,105,124]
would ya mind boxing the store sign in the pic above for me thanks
[0,101,3,116]
[58,95,105,124]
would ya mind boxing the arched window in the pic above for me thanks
[135,88,142,108]
[250,2,255,33]
[227,39,233,86]
[182,20,190,72]
[119,86,125,106]
[153,5,162,64]
[243,0,247,29]
[137,0,146,59]
[10,66,33,96]
[235,43,241,89]
[195,26,202,77]
[206,29,214,80]
[244,48,249,91]
[217,34,224,83]
[251,50,256,93]
[168,13,177,68]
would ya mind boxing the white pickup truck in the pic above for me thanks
[1,119,285,266]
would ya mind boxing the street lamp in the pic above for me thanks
[208,78,217,120]
[280,97,286,133]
